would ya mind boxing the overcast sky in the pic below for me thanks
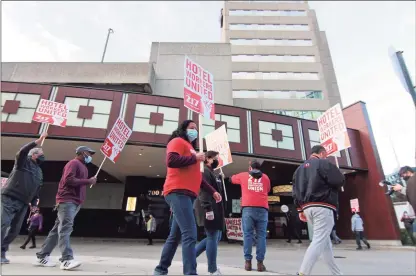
[2,1,415,175]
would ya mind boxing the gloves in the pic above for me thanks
[206,211,214,220]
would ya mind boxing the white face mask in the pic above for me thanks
[83,154,92,164]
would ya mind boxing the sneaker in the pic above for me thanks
[356,247,363,250]
[210,269,222,275]
[366,243,371,249]
[29,246,36,249]
[1,257,10,264]
[257,261,266,272]
[33,256,56,267]
[60,260,81,270]
[244,260,252,271]
[20,245,26,250]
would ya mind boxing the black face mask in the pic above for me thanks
[403,176,411,181]
[211,159,219,169]
[36,155,45,165]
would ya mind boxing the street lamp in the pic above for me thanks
[101,28,114,63]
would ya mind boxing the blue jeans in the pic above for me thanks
[1,195,28,256]
[36,202,80,262]
[154,193,197,275]
[196,229,222,273]
[242,207,268,262]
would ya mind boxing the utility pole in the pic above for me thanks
[101,28,114,63]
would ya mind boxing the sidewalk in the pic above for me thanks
[1,255,279,275]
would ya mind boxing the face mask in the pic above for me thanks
[211,159,219,169]
[186,129,198,142]
[36,155,45,165]
[403,176,410,181]
[84,155,92,164]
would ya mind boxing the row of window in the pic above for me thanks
[264,109,323,120]
[229,10,307,16]
[232,72,320,80]
[233,90,322,99]
[230,38,313,46]
[229,24,309,31]
[259,120,295,150]
[232,55,315,62]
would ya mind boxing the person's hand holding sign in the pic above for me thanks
[35,132,48,145]
[213,192,222,203]
[89,176,97,187]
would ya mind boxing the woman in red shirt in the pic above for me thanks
[154,120,222,275]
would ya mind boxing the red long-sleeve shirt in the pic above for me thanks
[56,158,91,205]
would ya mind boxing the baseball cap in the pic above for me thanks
[75,146,96,155]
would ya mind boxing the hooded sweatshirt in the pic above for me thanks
[351,213,364,232]
[231,170,271,210]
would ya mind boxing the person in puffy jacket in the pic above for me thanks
[1,133,47,264]
[292,145,344,275]
[351,212,370,250]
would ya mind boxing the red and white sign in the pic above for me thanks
[183,56,215,120]
[1,178,8,188]
[225,218,243,241]
[100,117,132,163]
[317,103,351,156]
[350,198,360,213]
[32,99,68,127]
[204,125,233,169]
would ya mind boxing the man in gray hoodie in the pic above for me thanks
[351,212,370,250]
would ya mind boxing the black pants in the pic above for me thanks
[22,227,38,248]
[405,226,416,244]
[286,225,301,242]
[355,231,370,248]
[147,231,153,245]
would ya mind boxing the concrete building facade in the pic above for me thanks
[220,0,342,119]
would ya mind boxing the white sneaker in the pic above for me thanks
[60,260,81,270]
[210,269,222,275]
[33,256,56,267]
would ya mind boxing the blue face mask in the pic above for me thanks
[186,129,198,142]
[84,155,92,164]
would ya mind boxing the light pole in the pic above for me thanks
[101,28,114,63]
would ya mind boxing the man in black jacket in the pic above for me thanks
[292,145,344,275]
[194,151,225,275]
[1,133,47,264]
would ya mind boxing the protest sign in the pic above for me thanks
[33,99,68,127]
[317,103,351,156]
[91,117,132,187]
[100,117,132,164]
[183,56,215,120]
[225,218,243,241]
[205,125,233,169]
[350,198,360,213]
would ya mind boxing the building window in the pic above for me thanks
[308,129,341,157]
[230,39,313,46]
[229,10,307,17]
[132,104,179,135]
[229,24,309,31]
[1,92,40,123]
[232,72,319,80]
[65,97,112,129]
[259,120,295,150]
[233,90,322,99]
[202,114,241,143]
[264,110,324,120]
[232,55,315,62]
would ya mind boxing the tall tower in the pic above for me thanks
[221,0,342,120]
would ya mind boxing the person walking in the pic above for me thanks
[147,214,157,245]
[351,212,370,250]
[292,145,345,275]
[194,151,225,275]
[1,133,47,264]
[34,146,97,270]
[230,160,271,272]
[21,209,43,249]
[154,120,222,275]
[401,211,415,245]
[286,211,302,244]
